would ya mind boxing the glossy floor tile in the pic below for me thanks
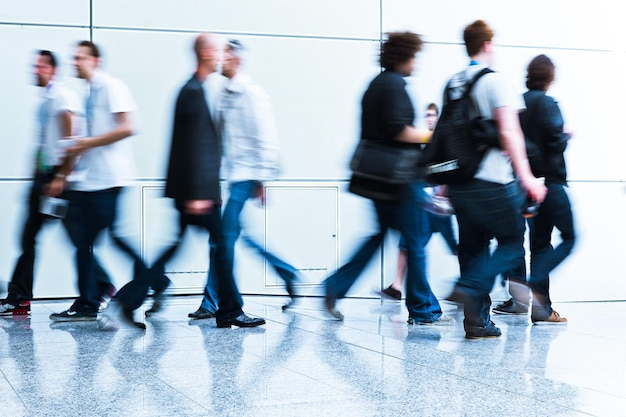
[1,295,625,416]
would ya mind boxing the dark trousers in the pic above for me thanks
[63,188,141,314]
[449,179,526,329]
[116,200,243,320]
[528,183,575,319]
[201,180,297,310]
[428,213,459,255]
[7,176,113,304]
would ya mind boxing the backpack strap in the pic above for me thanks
[463,67,494,98]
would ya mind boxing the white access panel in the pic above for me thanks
[140,185,210,294]
[236,184,339,296]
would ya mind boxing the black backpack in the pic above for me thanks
[420,68,499,185]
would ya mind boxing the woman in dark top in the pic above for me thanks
[521,54,575,324]
[324,32,452,325]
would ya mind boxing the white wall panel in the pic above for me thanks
[248,37,378,180]
[0,25,88,178]
[383,0,619,51]
[1,0,625,303]
[89,29,200,178]
[93,0,380,39]
[543,181,626,302]
[89,30,377,180]
[0,0,89,26]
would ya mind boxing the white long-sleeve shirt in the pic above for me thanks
[217,73,280,183]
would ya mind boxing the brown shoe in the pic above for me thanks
[381,285,402,301]
[532,310,567,325]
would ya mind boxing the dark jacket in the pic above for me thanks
[165,75,222,202]
[350,70,418,201]
[520,90,569,185]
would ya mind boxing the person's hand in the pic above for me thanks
[43,177,66,197]
[520,175,547,203]
[185,199,214,215]
[253,182,266,206]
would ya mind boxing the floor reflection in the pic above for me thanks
[0,296,625,416]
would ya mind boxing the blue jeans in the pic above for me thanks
[448,180,526,329]
[325,182,442,323]
[201,180,299,311]
[428,213,459,255]
[528,183,575,319]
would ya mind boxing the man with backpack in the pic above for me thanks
[443,20,546,339]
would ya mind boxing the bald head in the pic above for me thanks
[193,33,219,76]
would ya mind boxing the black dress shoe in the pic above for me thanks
[188,307,216,319]
[216,313,266,328]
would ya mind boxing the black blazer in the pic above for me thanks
[165,74,222,202]
[521,90,569,185]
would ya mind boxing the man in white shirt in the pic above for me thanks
[50,41,143,322]
[0,50,79,316]
[190,39,300,318]
[446,21,546,339]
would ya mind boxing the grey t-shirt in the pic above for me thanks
[447,64,525,184]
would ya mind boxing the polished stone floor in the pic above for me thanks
[1,294,625,417]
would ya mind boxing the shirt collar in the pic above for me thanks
[225,73,250,93]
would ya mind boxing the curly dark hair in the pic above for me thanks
[526,54,555,91]
[380,31,423,70]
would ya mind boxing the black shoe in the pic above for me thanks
[216,313,266,328]
[50,309,97,322]
[188,307,215,320]
[121,308,146,330]
[465,320,502,339]
[492,298,528,315]
[324,296,344,321]
[380,285,402,301]
[445,288,467,306]
[145,291,167,317]
[282,279,300,311]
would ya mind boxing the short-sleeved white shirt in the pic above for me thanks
[71,71,138,191]
[37,82,83,169]
[448,64,525,184]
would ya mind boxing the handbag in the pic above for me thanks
[349,139,420,184]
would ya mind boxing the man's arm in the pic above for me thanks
[65,112,133,156]
[395,126,432,144]
[494,106,546,202]
[44,110,74,197]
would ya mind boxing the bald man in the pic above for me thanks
[114,33,265,328]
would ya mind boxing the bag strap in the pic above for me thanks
[463,67,494,119]
[463,67,494,98]
[443,67,494,104]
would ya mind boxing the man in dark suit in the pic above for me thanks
[114,33,265,328]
